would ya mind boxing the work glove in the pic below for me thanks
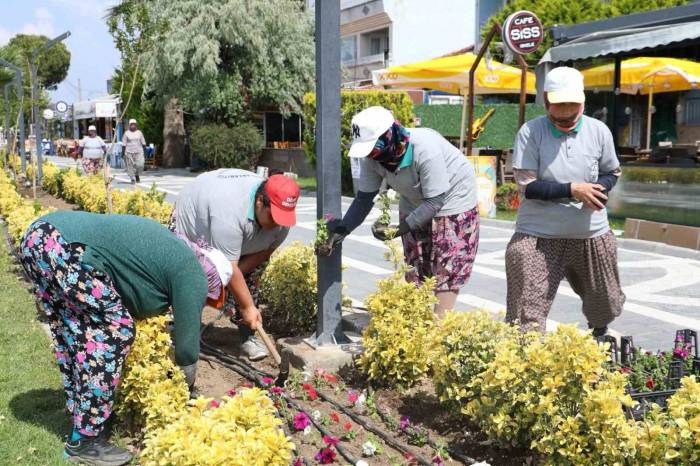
[316,220,348,256]
[180,363,197,395]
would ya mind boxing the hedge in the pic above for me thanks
[413,103,546,149]
[302,90,414,193]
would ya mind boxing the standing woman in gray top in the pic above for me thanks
[121,118,146,184]
[505,67,625,337]
[78,125,107,175]
[321,106,480,317]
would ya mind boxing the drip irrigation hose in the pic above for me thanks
[366,385,477,465]
[200,331,433,466]
[198,351,358,465]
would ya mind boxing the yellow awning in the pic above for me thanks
[582,57,700,95]
[372,53,536,95]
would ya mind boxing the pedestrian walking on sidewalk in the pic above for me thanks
[78,125,106,175]
[19,211,231,466]
[505,67,625,336]
[321,106,480,317]
[172,169,300,361]
[121,118,146,184]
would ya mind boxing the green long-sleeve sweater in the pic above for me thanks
[40,211,208,366]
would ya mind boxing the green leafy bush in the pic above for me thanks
[259,242,317,336]
[190,122,262,170]
[495,182,520,211]
[622,166,700,185]
[360,272,436,388]
[430,311,519,412]
[302,90,414,193]
[464,325,611,448]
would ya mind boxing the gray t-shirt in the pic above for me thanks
[513,115,620,239]
[174,169,289,261]
[79,135,106,159]
[358,128,478,217]
[122,129,146,154]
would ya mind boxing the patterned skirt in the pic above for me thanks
[401,207,480,292]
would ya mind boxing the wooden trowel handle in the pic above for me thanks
[257,326,282,365]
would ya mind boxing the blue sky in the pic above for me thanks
[0,0,121,104]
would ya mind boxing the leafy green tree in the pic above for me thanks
[141,0,314,125]
[484,0,688,63]
[0,34,71,90]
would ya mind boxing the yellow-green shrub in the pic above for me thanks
[360,272,436,388]
[465,325,610,448]
[664,376,700,464]
[140,389,295,466]
[430,311,519,412]
[115,316,189,433]
[259,241,317,335]
[0,169,54,243]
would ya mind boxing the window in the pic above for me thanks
[685,97,700,125]
[370,36,381,55]
[341,36,356,64]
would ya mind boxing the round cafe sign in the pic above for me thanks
[502,10,543,55]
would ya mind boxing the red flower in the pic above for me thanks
[646,377,655,390]
[343,422,353,431]
[242,382,254,389]
[226,388,237,397]
[209,400,220,409]
[323,435,339,447]
[314,447,336,464]
[619,367,631,374]
[403,452,418,465]
[261,376,274,386]
[323,373,338,383]
[269,386,284,394]
[302,383,318,401]
[293,458,303,466]
[330,412,340,423]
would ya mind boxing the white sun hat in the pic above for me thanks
[544,67,586,104]
[348,106,395,158]
[128,118,137,125]
[88,125,97,131]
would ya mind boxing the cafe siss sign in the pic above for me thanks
[502,10,543,55]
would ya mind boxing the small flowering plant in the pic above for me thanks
[314,213,334,255]
[342,421,357,440]
[399,416,429,447]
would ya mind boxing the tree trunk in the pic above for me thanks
[161,96,186,168]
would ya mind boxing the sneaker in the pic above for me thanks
[592,327,608,338]
[63,434,132,466]
[129,178,136,184]
[135,176,140,183]
[240,335,269,361]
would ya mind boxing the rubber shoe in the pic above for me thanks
[135,175,140,183]
[240,335,269,361]
[63,434,132,466]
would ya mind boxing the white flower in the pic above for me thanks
[356,461,369,466]
[356,391,366,406]
[312,410,321,421]
[361,441,376,457]
[303,425,312,436]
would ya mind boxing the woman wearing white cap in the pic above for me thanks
[78,125,107,175]
[19,210,232,465]
[121,118,146,183]
[322,106,480,316]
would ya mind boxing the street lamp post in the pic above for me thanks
[0,58,26,173]
[30,31,70,180]
[312,0,348,346]
[3,82,11,162]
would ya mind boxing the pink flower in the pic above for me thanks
[85,341,96,353]
[293,458,303,466]
[269,386,284,394]
[227,389,237,397]
[348,390,358,404]
[91,287,103,298]
[76,352,86,363]
[323,435,339,447]
[261,377,274,386]
[293,412,311,430]
[209,400,220,409]
[673,347,689,359]
[399,415,411,431]
[324,213,335,221]
[433,454,445,466]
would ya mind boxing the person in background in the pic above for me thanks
[172,169,300,361]
[121,118,146,184]
[321,106,480,317]
[78,125,106,175]
[20,211,231,466]
[505,66,625,337]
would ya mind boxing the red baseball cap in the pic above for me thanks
[265,175,300,227]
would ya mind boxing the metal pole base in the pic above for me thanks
[304,329,351,349]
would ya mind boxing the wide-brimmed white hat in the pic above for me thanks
[348,106,395,159]
[544,67,586,104]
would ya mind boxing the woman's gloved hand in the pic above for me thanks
[316,220,348,256]
[180,363,197,394]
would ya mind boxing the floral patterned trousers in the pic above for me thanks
[81,157,103,176]
[20,220,135,436]
[401,207,480,292]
